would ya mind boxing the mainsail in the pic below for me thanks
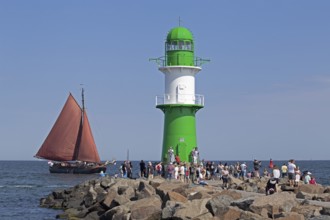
[35,93,101,163]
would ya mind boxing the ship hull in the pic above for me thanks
[49,164,106,174]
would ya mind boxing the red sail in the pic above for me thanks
[76,110,101,163]
[35,94,82,161]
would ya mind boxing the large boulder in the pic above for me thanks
[185,185,217,198]
[299,184,325,194]
[273,212,305,220]
[135,180,156,199]
[102,188,118,209]
[164,191,188,204]
[100,205,130,220]
[218,206,264,220]
[228,176,244,187]
[162,200,183,219]
[155,181,189,200]
[250,192,298,218]
[128,195,162,220]
[55,207,82,219]
[83,186,98,207]
[206,194,234,216]
[149,177,166,189]
[171,198,211,219]
[231,197,255,211]
[84,210,102,220]
[40,195,63,209]
[314,193,330,202]
[188,190,212,200]
[100,177,116,189]
[296,191,314,200]
[292,203,322,219]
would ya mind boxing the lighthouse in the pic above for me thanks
[151,26,209,163]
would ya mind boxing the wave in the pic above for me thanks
[0,184,75,189]
[46,185,72,188]
[0,184,49,188]
[11,185,36,188]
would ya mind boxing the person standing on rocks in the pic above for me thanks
[161,162,166,178]
[155,162,162,176]
[127,161,132,179]
[168,147,175,164]
[174,164,179,180]
[184,163,190,183]
[191,147,199,165]
[288,159,296,187]
[175,154,181,164]
[221,166,229,189]
[272,165,281,183]
[294,166,301,187]
[216,162,223,180]
[189,164,196,183]
[234,162,241,178]
[253,159,261,178]
[147,161,154,180]
[139,160,146,178]
[240,162,247,180]
[179,163,185,182]
[281,163,288,178]
[167,162,174,180]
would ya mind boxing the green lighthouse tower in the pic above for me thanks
[151,26,209,163]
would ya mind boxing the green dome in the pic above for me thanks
[166,27,193,41]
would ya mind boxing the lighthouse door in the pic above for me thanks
[177,84,186,103]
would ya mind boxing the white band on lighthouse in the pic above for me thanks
[159,66,202,105]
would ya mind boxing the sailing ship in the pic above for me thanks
[35,89,113,174]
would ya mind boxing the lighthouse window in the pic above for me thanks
[172,41,178,50]
[178,41,184,50]
[167,41,192,51]
[186,42,192,51]
[166,43,170,51]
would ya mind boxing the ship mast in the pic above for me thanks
[81,87,85,111]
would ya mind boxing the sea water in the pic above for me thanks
[0,160,329,219]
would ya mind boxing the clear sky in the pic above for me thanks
[1,1,329,161]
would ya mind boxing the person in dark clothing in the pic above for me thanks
[122,162,127,178]
[265,178,277,195]
[127,161,133,178]
[161,163,166,178]
[253,159,261,177]
[139,160,146,178]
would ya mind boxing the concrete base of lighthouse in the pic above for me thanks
[157,104,203,163]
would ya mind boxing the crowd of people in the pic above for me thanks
[108,152,318,195]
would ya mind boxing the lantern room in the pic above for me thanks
[165,27,195,66]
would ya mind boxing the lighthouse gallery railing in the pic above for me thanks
[156,94,204,106]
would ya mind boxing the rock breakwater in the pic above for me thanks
[40,176,330,219]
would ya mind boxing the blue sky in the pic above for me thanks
[1,1,329,161]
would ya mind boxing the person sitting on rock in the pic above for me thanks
[304,172,312,184]
[265,178,277,195]
[309,176,317,185]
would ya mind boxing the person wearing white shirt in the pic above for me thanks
[272,165,281,183]
[287,159,296,187]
